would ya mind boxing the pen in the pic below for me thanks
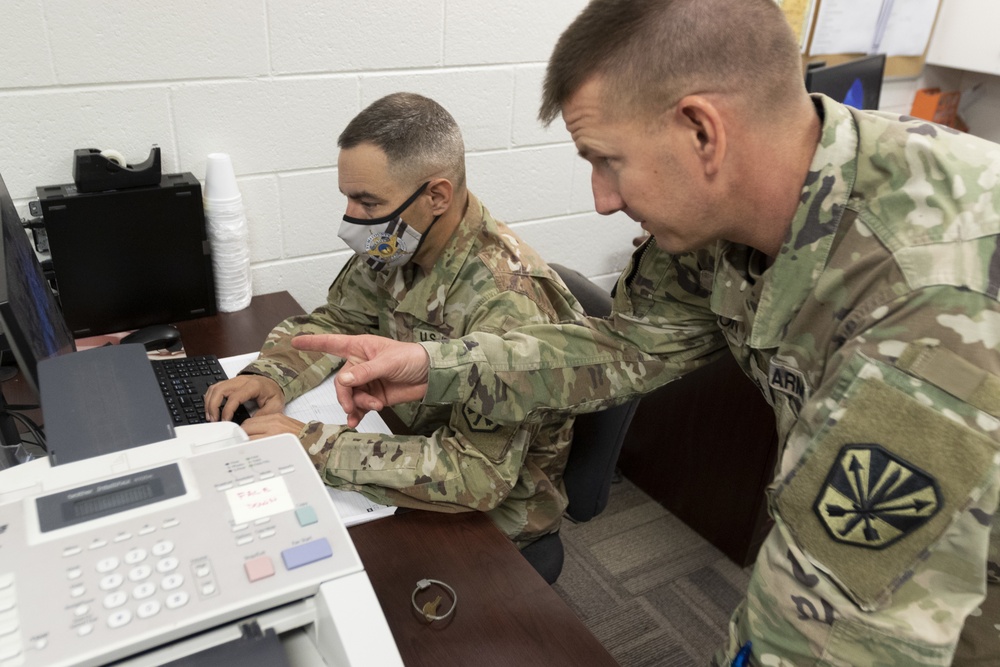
[731,641,752,667]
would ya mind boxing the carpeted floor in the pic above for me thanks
[553,476,752,666]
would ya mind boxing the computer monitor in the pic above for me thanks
[0,169,76,395]
[805,54,887,111]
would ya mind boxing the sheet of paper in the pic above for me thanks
[327,489,398,527]
[218,352,391,435]
[219,352,396,526]
[809,0,883,55]
[878,0,939,57]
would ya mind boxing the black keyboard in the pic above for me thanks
[151,355,250,426]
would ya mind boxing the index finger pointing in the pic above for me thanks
[291,333,353,356]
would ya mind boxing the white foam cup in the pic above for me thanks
[204,153,241,201]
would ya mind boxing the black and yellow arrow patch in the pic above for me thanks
[462,405,500,433]
[814,444,941,550]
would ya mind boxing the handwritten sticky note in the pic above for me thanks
[226,477,295,524]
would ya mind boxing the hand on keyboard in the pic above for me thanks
[204,374,285,423]
[153,355,256,426]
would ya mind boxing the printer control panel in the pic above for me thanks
[0,435,364,667]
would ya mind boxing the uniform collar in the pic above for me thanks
[386,192,486,325]
[746,95,860,348]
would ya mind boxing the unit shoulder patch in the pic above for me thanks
[813,443,941,550]
[462,405,500,433]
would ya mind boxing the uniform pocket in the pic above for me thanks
[818,617,954,666]
[327,435,421,472]
[774,352,999,611]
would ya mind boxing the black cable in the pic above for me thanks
[3,409,46,446]
[4,403,40,411]
[0,409,46,452]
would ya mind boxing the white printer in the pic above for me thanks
[0,422,403,667]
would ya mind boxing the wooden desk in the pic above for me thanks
[172,291,302,358]
[165,292,617,666]
[353,511,616,666]
[1,291,614,665]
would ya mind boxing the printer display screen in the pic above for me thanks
[36,463,186,532]
[71,482,156,519]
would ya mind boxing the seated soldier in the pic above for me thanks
[204,92,584,548]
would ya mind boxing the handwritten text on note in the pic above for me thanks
[226,476,295,524]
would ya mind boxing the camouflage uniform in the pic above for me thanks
[244,194,584,547]
[420,96,1000,664]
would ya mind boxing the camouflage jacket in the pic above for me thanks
[421,97,1000,664]
[244,193,584,547]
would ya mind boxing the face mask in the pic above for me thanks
[338,182,435,270]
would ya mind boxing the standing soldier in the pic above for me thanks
[298,1,1000,664]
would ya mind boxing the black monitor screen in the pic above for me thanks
[0,170,76,392]
[805,54,886,111]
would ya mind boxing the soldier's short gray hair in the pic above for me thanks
[339,92,466,189]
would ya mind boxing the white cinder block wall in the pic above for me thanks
[0,0,637,311]
[6,1,985,313]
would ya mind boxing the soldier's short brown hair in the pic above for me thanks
[540,0,805,125]
[339,92,466,188]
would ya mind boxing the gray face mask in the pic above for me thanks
[338,182,436,270]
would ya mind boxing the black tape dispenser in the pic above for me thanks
[73,146,162,193]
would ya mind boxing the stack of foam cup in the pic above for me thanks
[203,153,252,312]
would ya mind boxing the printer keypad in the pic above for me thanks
[61,526,191,636]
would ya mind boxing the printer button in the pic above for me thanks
[136,600,161,619]
[107,609,132,629]
[102,591,127,609]
[294,506,318,527]
[165,591,189,609]
[281,538,332,571]
[96,557,119,574]
[244,556,275,583]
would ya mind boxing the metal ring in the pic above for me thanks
[411,578,457,622]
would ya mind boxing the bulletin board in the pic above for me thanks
[782,0,943,78]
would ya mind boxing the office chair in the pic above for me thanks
[520,264,641,584]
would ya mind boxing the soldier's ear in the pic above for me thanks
[675,95,726,178]
[426,178,453,216]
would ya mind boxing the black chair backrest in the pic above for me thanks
[550,264,639,522]
[550,264,613,318]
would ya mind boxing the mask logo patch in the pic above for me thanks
[365,232,408,260]
[814,444,941,550]
[462,405,500,433]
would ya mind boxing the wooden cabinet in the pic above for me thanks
[617,354,778,567]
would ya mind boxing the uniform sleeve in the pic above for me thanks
[746,285,1000,664]
[423,240,728,423]
[299,412,540,514]
[300,287,576,515]
[243,257,380,400]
